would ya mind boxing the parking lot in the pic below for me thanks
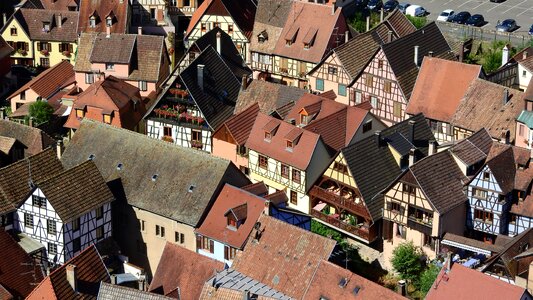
[413,0,533,34]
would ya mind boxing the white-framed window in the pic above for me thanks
[24,213,33,228]
[48,242,57,255]
[155,225,165,237]
[105,63,114,70]
[139,81,147,91]
[370,96,378,108]
[85,73,94,84]
[47,219,56,235]
[89,17,96,28]
[32,195,46,208]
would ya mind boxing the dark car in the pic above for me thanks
[465,14,485,27]
[529,24,533,35]
[383,0,399,12]
[496,19,518,32]
[490,0,506,2]
[450,11,471,24]
[367,0,383,11]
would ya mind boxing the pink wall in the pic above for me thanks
[212,138,248,171]
[516,122,530,149]
[11,88,39,112]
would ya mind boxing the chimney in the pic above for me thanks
[56,140,63,159]
[459,42,465,62]
[366,16,370,32]
[331,1,336,15]
[380,8,384,22]
[375,131,382,147]
[241,75,248,90]
[409,148,416,166]
[138,278,146,291]
[66,264,77,292]
[110,274,118,285]
[446,252,452,272]
[345,30,349,43]
[387,30,393,43]
[216,31,221,55]
[106,25,111,38]
[138,26,142,35]
[29,117,33,127]
[2,13,6,26]
[428,51,434,57]
[414,45,419,67]
[263,200,270,216]
[242,290,250,300]
[502,44,509,66]
[197,64,205,91]
[524,51,529,60]
[56,13,62,28]
[429,140,436,155]
[0,108,4,120]
[397,279,406,296]
[503,88,509,105]
[408,120,416,143]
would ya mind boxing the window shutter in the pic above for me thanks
[196,235,201,250]
[69,43,73,52]
[37,42,41,51]
[386,202,391,211]
[224,246,228,260]
[25,42,29,51]
[209,240,214,253]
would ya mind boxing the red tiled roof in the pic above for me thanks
[284,93,345,124]
[0,229,45,299]
[148,243,224,300]
[319,90,337,100]
[426,263,529,300]
[196,184,267,249]
[303,260,406,300]
[77,0,129,34]
[40,0,78,10]
[406,57,481,122]
[0,284,13,300]
[232,215,336,299]
[273,1,347,63]
[7,60,75,100]
[27,245,110,300]
[246,112,322,170]
[241,181,269,196]
[215,102,260,145]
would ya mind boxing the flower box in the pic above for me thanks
[191,140,203,148]
[40,49,49,56]
[62,50,71,57]
[161,136,174,143]
[17,49,27,56]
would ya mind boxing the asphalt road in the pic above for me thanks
[411,0,533,35]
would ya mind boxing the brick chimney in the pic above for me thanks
[197,64,205,91]
[66,264,77,292]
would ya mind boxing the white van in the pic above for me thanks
[405,5,427,17]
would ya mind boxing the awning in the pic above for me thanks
[313,202,326,211]
[441,239,492,256]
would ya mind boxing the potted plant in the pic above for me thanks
[40,49,49,56]
[62,50,71,57]
[17,49,27,56]
[161,136,174,143]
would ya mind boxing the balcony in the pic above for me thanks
[311,209,370,241]
[309,186,369,218]
[407,217,432,236]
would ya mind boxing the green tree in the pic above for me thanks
[419,264,440,295]
[390,241,424,284]
[311,220,344,244]
[28,100,54,125]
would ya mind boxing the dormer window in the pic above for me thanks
[302,27,317,50]
[285,27,299,47]
[76,108,85,118]
[225,203,247,230]
[284,128,302,152]
[300,114,308,125]
[103,113,112,124]
[89,16,96,28]
[264,131,272,141]
[10,27,17,36]
[263,119,280,142]
[286,140,293,151]
[258,30,268,43]
[42,22,50,32]
[106,16,112,27]
[105,63,114,70]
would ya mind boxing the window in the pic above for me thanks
[24,213,33,228]
[423,233,434,248]
[150,8,156,19]
[85,73,94,84]
[10,27,17,36]
[227,217,237,228]
[384,80,392,93]
[139,81,147,91]
[316,78,324,91]
[362,120,372,133]
[140,219,145,231]
[93,226,103,240]
[43,22,50,32]
[73,237,81,252]
[259,155,268,169]
[292,169,301,184]
[300,114,308,125]
[40,58,50,68]
[224,246,237,260]
[281,164,290,178]
[201,23,207,31]
[355,91,362,103]
[72,218,80,232]
[163,126,172,137]
[48,243,57,255]
[378,59,384,69]
[96,206,104,219]
[333,161,348,174]
[76,109,85,118]
[59,43,72,53]
[370,96,378,108]
[393,101,402,118]
[510,214,517,224]
[390,202,402,213]
[106,17,112,27]
[183,0,189,6]
[402,183,415,194]
[213,22,220,28]
[47,220,56,235]
[197,236,214,253]
[228,24,233,34]
[472,188,487,199]
[328,66,337,75]
[290,190,298,205]
[175,231,181,243]
[524,70,527,77]
[338,84,347,96]
[103,114,112,124]
[365,74,373,87]
[286,140,293,151]
[155,225,165,237]
[105,63,114,70]
[32,195,46,208]
[192,130,202,142]
[519,124,525,137]
[474,209,493,224]
[38,42,51,51]
[180,233,184,244]
[237,145,247,156]
[89,17,96,28]
[280,58,288,71]
[483,172,490,180]
[396,224,406,238]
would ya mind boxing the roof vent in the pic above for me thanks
[151,174,159,181]
[353,286,361,295]
[88,154,95,160]
[339,277,348,288]
[117,163,123,170]
[188,184,196,193]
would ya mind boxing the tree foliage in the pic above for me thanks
[418,264,440,295]
[349,11,381,33]
[28,100,54,125]
[406,15,427,29]
[390,241,424,283]
[311,220,344,244]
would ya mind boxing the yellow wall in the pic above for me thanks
[33,41,77,67]
[1,18,33,61]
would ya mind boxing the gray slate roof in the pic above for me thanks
[97,282,173,300]
[60,120,250,226]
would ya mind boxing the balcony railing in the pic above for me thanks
[309,186,369,218]
[407,217,432,236]
[311,210,370,241]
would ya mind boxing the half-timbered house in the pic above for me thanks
[15,160,114,265]
[382,150,468,268]
[406,57,482,144]
[246,112,332,214]
[350,22,453,125]
[307,9,416,106]
[310,113,435,244]
[185,0,256,62]
[145,46,250,153]
[60,120,250,277]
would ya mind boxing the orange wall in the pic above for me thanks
[212,138,248,171]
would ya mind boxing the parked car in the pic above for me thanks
[496,19,518,32]
[383,0,399,12]
[449,11,471,24]
[437,9,454,22]
[367,0,383,11]
[398,3,410,14]
[529,24,533,35]
[405,5,426,17]
[465,14,485,27]
[490,0,506,2]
